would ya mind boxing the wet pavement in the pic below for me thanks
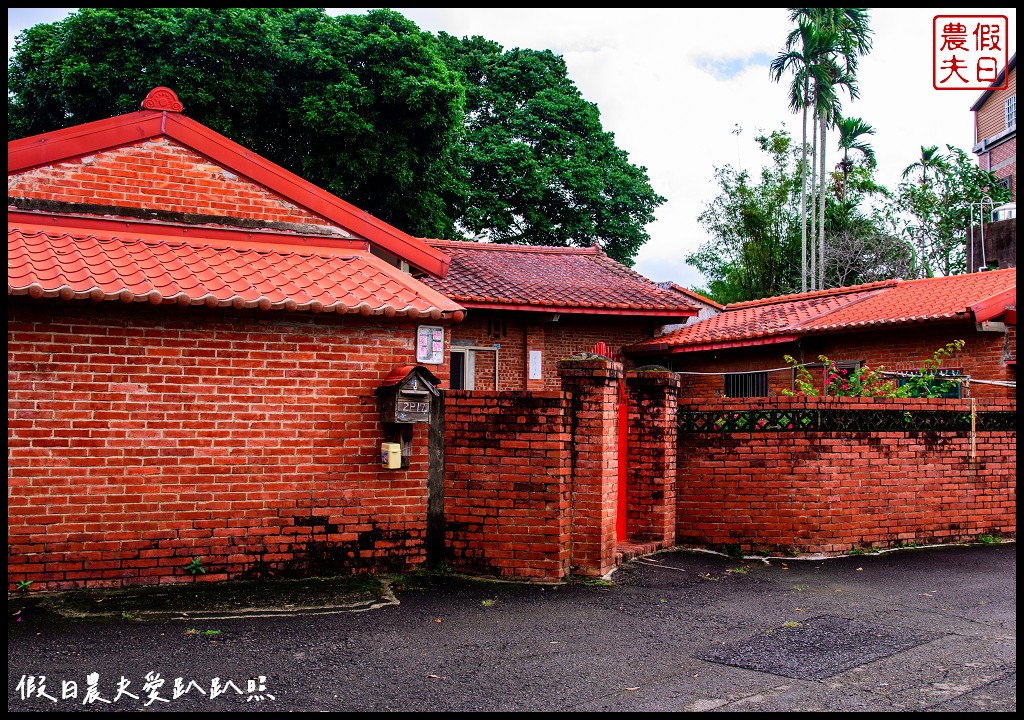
[7,542,1016,712]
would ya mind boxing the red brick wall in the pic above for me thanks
[676,397,1017,556]
[624,371,678,545]
[7,299,451,591]
[443,391,571,581]
[8,138,333,225]
[657,323,1014,399]
[441,358,624,580]
[452,311,660,390]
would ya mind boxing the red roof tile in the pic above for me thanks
[419,240,698,318]
[8,222,464,320]
[630,270,1016,354]
[801,270,1017,331]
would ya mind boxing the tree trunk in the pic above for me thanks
[800,104,808,293]
[809,112,818,291]
[818,118,827,289]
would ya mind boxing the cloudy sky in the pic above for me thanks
[8,7,1017,289]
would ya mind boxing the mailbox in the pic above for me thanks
[376,365,441,424]
[376,365,442,470]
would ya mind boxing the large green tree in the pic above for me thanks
[434,33,664,264]
[8,8,663,265]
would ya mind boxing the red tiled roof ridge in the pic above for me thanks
[725,278,901,310]
[425,238,603,255]
[11,223,366,262]
[901,266,1017,283]
[656,282,725,310]
[434,239,679,292]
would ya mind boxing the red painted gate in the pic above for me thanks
[616,375,628,542]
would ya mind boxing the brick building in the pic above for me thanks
[8,88,465,590]
[418,240,698,390]
[972,52,1016,202]
[627,271,1017,399]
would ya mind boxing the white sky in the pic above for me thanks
[9,7,1018,289]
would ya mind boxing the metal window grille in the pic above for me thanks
[724,371,769,398]
[896,369,964,399]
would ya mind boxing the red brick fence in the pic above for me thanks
[443,358,1016,580]
[8,344,1016,589]
[676,396,1016,556]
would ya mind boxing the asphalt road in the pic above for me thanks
[7,542,1016,712]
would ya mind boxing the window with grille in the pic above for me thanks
[724,371,769,398]
[896,369,964,399]
[1006,95,1016,128]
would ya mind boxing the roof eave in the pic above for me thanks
[629,334,800,355]
[971,287,1017,323]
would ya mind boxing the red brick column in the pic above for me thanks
[625,369,679,545]
[558,356,622,577]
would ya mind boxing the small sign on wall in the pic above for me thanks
[416,325,444,364]
[528,350,543,380]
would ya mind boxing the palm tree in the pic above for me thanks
[901,145,944,189]
[790,7,873,289]
[772,20,821,293]
[772,21,845,292]
[833,115,876,203]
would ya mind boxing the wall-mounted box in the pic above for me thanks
[376,365,442,424]
[381,442,402,469]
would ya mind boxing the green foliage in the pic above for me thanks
[847,545,880,555]
[890,145,1012,277]
[8,8,663,265]
[691,122,907,303]
[785,354,901,398]
[16,580,33,592]
[689,128,802,303]
[893,339,966,398]
[435,33,664,264]
[782,340,966,398]
[184,556,207,576]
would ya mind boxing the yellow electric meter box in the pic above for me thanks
[381,442,402,469]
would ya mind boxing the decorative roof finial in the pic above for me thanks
[141,87,183,113]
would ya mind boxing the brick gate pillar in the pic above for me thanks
[625,369,680,545]
[557,355,622,577]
